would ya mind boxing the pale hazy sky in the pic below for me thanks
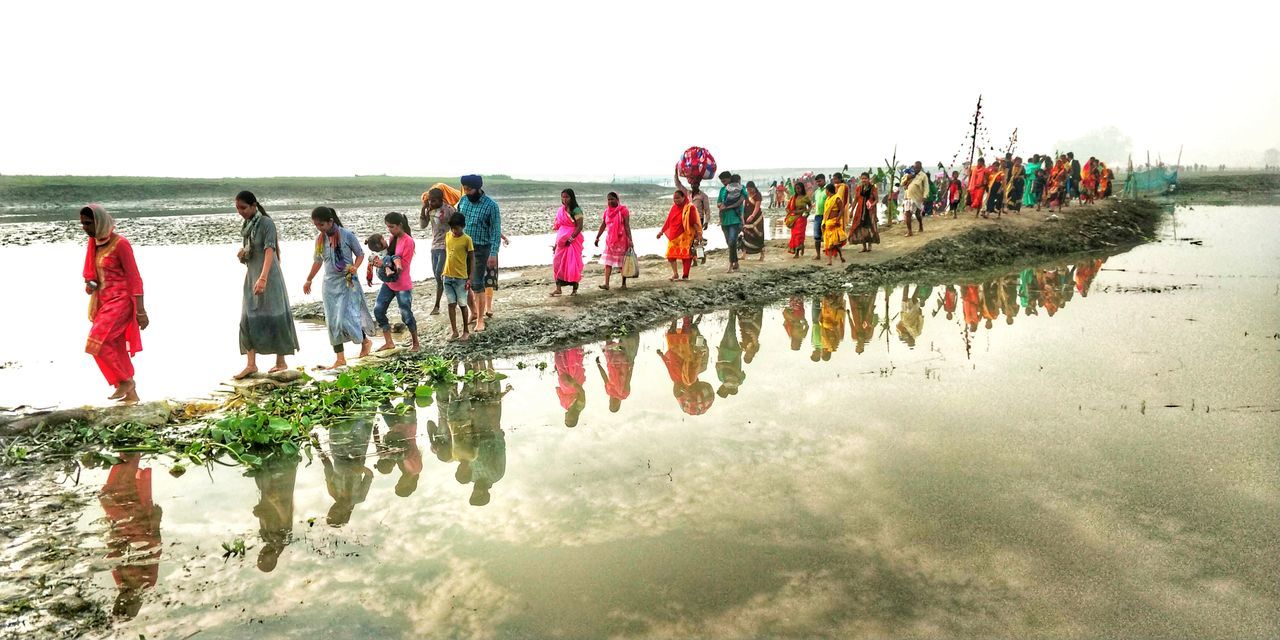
[2,0,1277,179]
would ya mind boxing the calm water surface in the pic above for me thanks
[44,207,1280,638]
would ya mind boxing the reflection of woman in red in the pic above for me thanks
[937,284,958,321]
[555,347,588,427]
[99,454,162,619]
[781,297,809,352]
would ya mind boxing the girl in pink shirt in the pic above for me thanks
[372,212,420,351]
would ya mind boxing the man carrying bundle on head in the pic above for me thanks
[420,185,460,315]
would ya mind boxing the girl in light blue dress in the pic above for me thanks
[303,207,374,369]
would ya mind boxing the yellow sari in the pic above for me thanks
[822,194,847,255]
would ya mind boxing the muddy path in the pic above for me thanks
[294,199,1164,360]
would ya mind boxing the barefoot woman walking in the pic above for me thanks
[304,206,375,369]
[235,191,297,379]
[80,204,147,403]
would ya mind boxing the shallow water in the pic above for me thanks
[54,206,1279,638]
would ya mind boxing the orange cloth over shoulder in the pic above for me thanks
[421,183,462,207]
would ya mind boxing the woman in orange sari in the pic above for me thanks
[1097,163,1112,199]
[80,204,147,403]
[968,158,989,213]
[984,160,1005,217]
[1079,157,1098,204]
[657,188,703,281]
[1044,156,1069,211]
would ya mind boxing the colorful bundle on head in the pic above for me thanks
[799,172,817,198]
[676,147,717,181]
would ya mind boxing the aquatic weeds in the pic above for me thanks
[0,354,507,473]
[220,538,250,561]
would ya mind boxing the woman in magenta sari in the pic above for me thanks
[80,204,148,404]
[551,188,585,296]
[593,191,634,290]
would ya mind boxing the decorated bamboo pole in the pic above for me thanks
[961,95,983,216]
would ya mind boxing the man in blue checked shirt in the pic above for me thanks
[458,174,501,331]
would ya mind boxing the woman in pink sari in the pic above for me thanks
[551,188,585,296]
[593,191,634,290]
[80,204,148,404]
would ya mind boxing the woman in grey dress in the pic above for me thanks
[303,206,375,369]
[235,191,299,379]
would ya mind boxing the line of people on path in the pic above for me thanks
[77,153,1111,402]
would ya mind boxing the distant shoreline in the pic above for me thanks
[0,174,669,223]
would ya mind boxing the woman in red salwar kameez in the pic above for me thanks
[80,204,148,403]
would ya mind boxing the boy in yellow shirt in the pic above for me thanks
[442,213,475,341]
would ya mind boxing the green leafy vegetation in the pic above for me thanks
[220,538,250,561]
[0,356,506,473]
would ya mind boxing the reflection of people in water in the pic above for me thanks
[962,283,981,332]
[819,294,845,356]
[1074,258,1104,296]
[1058,264,1077,308]
[716,309,746,397]
[457,363,507,506]
[809,297,825,361]
[981,280,1000,329]
[251,453,298,573]
[375,405,422,498]
[996,275,1020,324]
[781,297,809,351]
[896,286,925,347]
[936,284,958,320]
[1039,268,1062,316]
[737,305,763,364]
[320,417,374,526]
[1018,268,1040,316]
[428,379,459,464]
[554,346,587,427]
[98,453,162,619]
[597,331,639,412]
[848,291,878,354]
[658,316,713,415]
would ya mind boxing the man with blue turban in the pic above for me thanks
[458,174,501,331]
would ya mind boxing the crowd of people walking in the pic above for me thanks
[77,152,1113,401]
